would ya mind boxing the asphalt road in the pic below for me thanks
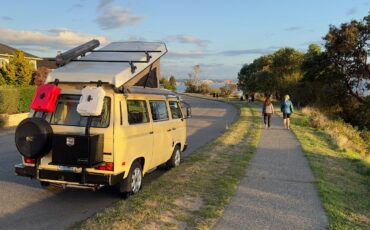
[0,95,238,230]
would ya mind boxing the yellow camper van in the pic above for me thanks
[14,40,190,196]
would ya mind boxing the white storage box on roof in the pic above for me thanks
[46,41,167,88]
[77,86,106,116]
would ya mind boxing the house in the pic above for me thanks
[0,43,42,70]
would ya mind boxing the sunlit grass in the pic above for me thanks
[76,101,261,230]
[291,111,370,229]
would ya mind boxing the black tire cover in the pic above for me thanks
[15,117,53,159]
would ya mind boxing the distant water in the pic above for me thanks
[176,83,224,93]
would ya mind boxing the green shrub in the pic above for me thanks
[0,88,19,114]
[18,86,36,113]
[0,86,36,114]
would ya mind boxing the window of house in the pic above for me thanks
[127,100,149,124]
[169,101,183,119]
[149,101,169,121]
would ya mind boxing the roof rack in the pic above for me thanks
[47,41,168,88]
[123,86,176,96]
[71,49,165,73]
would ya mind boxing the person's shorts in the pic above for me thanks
[283,113,291,119]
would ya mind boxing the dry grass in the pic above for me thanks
[301,107,369,160]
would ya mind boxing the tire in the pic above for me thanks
[166,146,181,168]
[15,118,53,159]
[40,181,50,187]
[118,161,143,198]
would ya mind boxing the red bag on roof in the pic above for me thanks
[30,84,61,113]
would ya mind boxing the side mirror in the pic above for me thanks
[186,107,192,118]
[181,101,192,119]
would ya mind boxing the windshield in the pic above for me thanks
[47,95,111,128]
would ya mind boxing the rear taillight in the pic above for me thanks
[24,157,35,164]
[95,162,114,171]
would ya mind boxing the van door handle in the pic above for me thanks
[149,131,154,134]
[172,128,176,130]
[167,129,172,132]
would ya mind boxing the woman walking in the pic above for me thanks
[281,95,294,129]
[262,96,274,128]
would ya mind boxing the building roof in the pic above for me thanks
[37,58,57,69]
[0,43,40,59]
[46,41,167,88]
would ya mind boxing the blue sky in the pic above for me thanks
[0,0,368,79]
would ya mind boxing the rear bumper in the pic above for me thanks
[15,164,36,178]
[15,164,124,186]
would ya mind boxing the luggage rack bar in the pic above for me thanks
[90,50,158,63]
[71,59,144,73]
[91,50,162,53]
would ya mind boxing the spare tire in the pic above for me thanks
[15,117,53,159]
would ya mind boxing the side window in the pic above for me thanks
[127,100,149,125]
[149,101,169,121]
[169,101,183,119]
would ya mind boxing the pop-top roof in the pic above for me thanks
[46,41,167,88]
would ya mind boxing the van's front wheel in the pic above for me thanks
[119,161,143,198]
[166,146,181,168]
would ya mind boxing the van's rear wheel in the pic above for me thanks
[166,146,181,168]
[40,181,50,187]
[118,161,142,198]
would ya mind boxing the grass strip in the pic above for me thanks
[76,101,261,230]
[291,111,370,229]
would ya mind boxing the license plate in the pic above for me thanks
[58,166,75,172]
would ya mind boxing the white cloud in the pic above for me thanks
[0,27,109,51]
[165,50,209,59]
[165,35,210,48]
[96,0,144,30]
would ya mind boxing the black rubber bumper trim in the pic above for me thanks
[15,164,36,178]
[38,170,124,186]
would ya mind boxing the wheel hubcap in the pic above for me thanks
[174,150,181,166]
[131,168,142,193]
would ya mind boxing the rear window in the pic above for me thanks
[47,95,111,128]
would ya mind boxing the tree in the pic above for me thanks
[160,76,177,91]
[2,50,34,86]
[169,76,177,91]
[33,66,50,85]
[185,65,201,93]
[238,48,303,99]
[220,83,237,97]
[0,70,6,86]
[323,13,369,104]
[271,48,304,97]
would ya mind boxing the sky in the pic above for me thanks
[0,0,369,79]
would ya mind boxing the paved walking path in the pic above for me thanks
[214,115,328,230]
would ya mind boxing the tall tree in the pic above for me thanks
[2,50,34,86]
[324,13,369,103]
[185,65,201,93]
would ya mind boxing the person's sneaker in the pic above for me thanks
[265,124,268,128]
